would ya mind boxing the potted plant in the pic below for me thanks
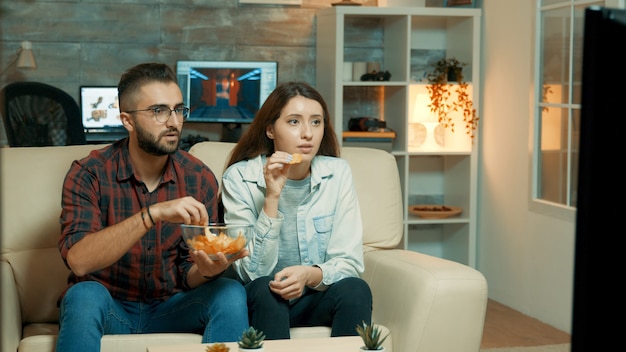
[356,320,389,351]
[426,57,479,141]
[237,326,266,351]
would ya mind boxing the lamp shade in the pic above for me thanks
[16,41,36,69]
[412,93,436,123]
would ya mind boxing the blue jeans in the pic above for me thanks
[56,279,248,352]
[245,276,372,339]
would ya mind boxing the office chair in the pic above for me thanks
[0,81,86,146]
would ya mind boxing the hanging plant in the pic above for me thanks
[426,58,479,141]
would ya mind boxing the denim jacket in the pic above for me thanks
[222,154,364,290]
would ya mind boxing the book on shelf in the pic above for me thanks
[342,130,395,152]
[342,130,397,139]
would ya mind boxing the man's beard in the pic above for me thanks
[136,124,180,156]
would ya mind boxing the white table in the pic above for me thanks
[146,336,363,352]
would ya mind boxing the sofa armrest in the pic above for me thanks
[1,259,22,352]
[363,249,488,352]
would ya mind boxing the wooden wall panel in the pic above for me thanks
[0,0,377,138]
[0,0,352,102]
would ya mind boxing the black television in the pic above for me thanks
[573,6,625,351]
[176,60,278,124]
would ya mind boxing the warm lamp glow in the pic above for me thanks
[412,93,436,123]
[409,86,444,150]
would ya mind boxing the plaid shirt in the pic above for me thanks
[58,139,219,303]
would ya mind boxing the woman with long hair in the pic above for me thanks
[221,81,372,339]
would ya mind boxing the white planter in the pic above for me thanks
[239,348,263,352]
[359,347,385,352]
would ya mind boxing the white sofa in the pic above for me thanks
[1,141,488,352]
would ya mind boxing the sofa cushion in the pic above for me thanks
[340,147,403,250]
[1,145,101,254]
[187,141,234,190]
[22,323,59,338]
[1,145,100,328]
[4,248,68,324]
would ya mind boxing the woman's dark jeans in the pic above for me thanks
[245,276,372,339]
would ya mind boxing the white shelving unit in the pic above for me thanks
[316,5,481,267]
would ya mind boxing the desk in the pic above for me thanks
[146,336,363,352]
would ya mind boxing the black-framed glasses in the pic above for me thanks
[124,106,190,123]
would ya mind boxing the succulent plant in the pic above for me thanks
[205,342,230,352]
[238,326,266,350]
[356,320,389,351]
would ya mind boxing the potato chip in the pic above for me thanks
[186,230,246,255]
[289,153,303,164]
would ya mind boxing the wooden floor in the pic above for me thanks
[480,299,571,349]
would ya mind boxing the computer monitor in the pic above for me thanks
[79,86,127,143]
[176,60,278,124]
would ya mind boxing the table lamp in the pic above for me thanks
[409,92,444,150]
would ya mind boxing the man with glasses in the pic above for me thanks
[56,63,249,352]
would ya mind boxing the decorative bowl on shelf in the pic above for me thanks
[332,0,362,6]
[409,205,462,219]
[181,223,252,259]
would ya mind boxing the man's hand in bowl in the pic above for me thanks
[148,197,209,225]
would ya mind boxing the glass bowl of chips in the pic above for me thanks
[181,223,252,259]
